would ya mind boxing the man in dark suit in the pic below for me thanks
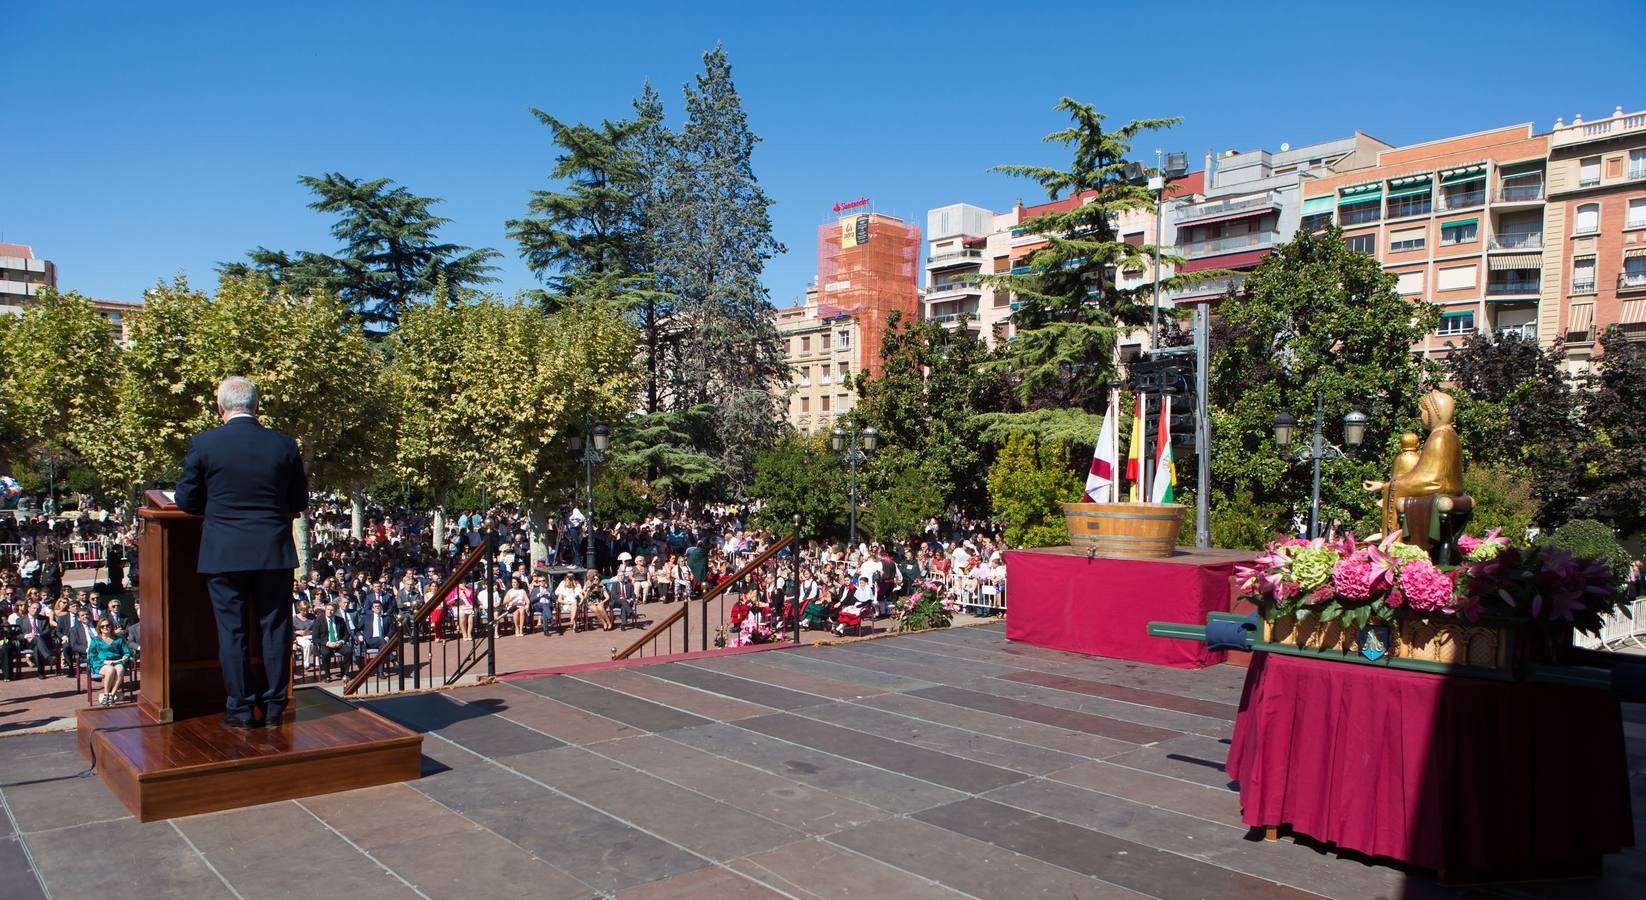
[175,376,308,729]
[308,599,351,681]
[65,606,94,672]
[359,599,394,655]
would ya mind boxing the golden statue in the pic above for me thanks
[1364,433,1421,537]
[1392,390,1464,500]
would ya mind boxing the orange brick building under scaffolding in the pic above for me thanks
[817,210,922,381]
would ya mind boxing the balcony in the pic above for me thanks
[1632,164,1646,181]
[1571,279,1597,294]
[925,282,982,299]
[926,248,983,268]
[1339,204,1381,226]
[1496,181,1544,202]
[928,312,981,327]
[1486,276,1541,296]
[1164,273,1249,303]
[1178,231,1278,258]
[1438,189,1486,211]
[1173,192,1279,225]
[1488,232,1543,250]
[1620,272,1646,292]
[1620,322,1646,340]
[1385,196,1432,219]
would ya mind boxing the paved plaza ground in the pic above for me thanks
[2,622,1641,898]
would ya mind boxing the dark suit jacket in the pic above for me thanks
[309,613,349,650]
[359,612,395,646]
[66,622,94,657]
[174,416,308,574]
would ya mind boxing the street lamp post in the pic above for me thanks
[1273,395,1368,539]
[830,424,879,546]
[568,415,610,572]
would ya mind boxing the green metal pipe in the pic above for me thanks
[1147,622,1207,641]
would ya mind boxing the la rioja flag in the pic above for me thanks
[1083,391,1119,502]
[1125,393,1145,501]
[1150,394,1177,503]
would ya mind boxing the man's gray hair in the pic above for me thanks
[217,376,259,415]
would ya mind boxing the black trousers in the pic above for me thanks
[206,570,293,722]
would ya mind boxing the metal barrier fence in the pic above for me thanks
[0,540,111,570]
[1577,597,1646,651]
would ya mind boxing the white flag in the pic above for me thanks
[1083,390,1119,503]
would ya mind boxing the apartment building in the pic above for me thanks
[923,172,1205,354]
[775,208,921,433]
[0,243,57,312]
[776,284,863,434]
[1300,123,1553,357]
[1166,135,1386,306]
[1546,106,1646,369]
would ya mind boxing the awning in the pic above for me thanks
[1441,164,1487,183]
[1338,191,1382,207]
[1173,207,1273,229]
[1622,299,1646,324]
[1489,254,1542,271]
[1301,196,1334,215]
[1389,173,1431,186]
[1624,246,1646,258]
[1441,217,1478,229]
[1386,180,1432,198]
[1567,304,1594,332]
[1180,249,1272,272]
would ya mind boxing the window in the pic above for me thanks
[837,329,851,349]
[801,336,811,352]
[821,333,831,350]
[838,363,850,384]
[1440,220,1478,245]
[799,366,810,387]
[1345,233,1376,255]
[1622,256,1646,288]
[1574,203,1600,235]
[1437,265,1477,292]
[820,396,830,412]
[1301,213,1332,232]
[1386,191,1432,219]
[1571,256,1596,293]
[800,397,810,413]
[820,363,832,385]
[1437,311,1476,336]
[1396,271,1425,295]
[1390,227,1426,253]
[1632,149,1646,181]
[1628,198,1646,229]
[1579,157,1601,187]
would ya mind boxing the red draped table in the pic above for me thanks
[1004,546,1252,669]
[1228,652,1635,874]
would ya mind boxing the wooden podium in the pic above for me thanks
[76,490,421,822]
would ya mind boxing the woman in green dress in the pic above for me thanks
[87,617,131,706]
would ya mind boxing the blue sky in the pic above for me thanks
[8,0,1644,309]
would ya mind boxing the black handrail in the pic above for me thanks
[612,530,800,660]
[343,537,493,695]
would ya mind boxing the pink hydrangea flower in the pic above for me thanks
[1331,552,1379,600]
[1398,558,1457,612]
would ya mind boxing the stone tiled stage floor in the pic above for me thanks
[3,623,1642,899]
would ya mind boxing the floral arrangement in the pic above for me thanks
[893,579,960,632]
[726,614,781,648]
[1236,529,1627,639]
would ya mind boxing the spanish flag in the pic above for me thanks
[1125,394,1145,502]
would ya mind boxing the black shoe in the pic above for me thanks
[221,713,255,731]
[264,706,287,726]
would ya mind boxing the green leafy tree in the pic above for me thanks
[986,434,1080,548]
[658,45,788,489]
[1209,226,1440,534]
[223,174,499,328]
[749,432,846,538]
[980,98,1203,419]
[631,81,677,415]
[1573,328,1646,538]
[389,299,476,546]
[449,296,639,564]
[0,289,121,489]
[607,406,722,500]
[857,448,947,543]
[852,313,997,518]
[506,109,646,309]
[1462,463,1538,546]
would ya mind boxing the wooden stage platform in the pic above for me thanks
[76,686,421,822]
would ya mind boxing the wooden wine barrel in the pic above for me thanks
[1062,502,1187,559]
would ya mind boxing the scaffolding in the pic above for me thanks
[816,212,921,381]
